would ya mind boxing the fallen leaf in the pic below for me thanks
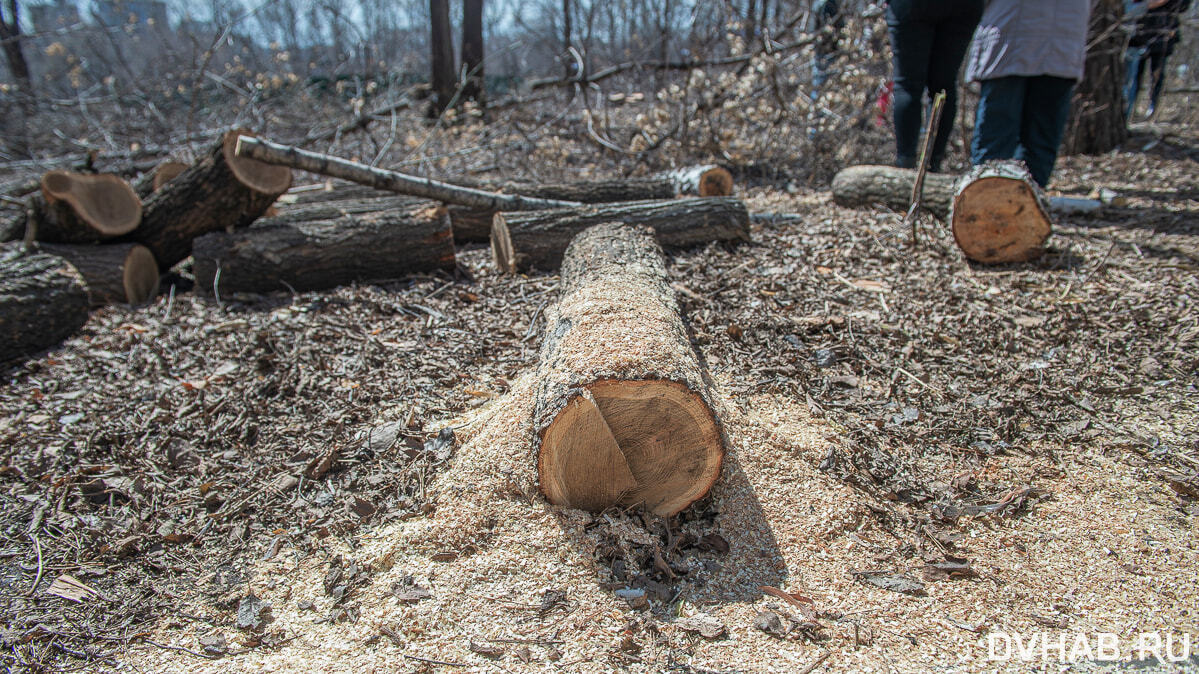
[469,641,504,657]
[678,613,726,639]
[236,593,270,630]
[754,609,788,637]
[760,586,819,621]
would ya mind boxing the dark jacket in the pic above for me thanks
[967,0,1092,82]
[1130,0,1192,53]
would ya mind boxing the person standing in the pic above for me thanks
[1125,0,1193,119]
[811,0,845,98]
[885,0,985,171]
[966,0,1092,188]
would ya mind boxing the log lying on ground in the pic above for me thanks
[950,162,1052,264]
[37,243,159,306]
[133,130,292,270]
[831,165,956,219]
[492,197,750,273]
[0,244,90,363]
[27,172,142,243]
[192,201,454,294]
[133,160,189,199]
[533,222,724,516]
[652,165,735,197]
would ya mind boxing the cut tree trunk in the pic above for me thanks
[533,222,724,516]
[652,165,735,197]
[133,160,189,199]
[950,162,1052,264]
[192,201,454,294]
[37,243,160,306]
[27,172,142,243]
[491,197,750,273]
[133,129,292,270]
[831,165,956,219]
[0,244,90,363]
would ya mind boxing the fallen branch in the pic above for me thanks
[233,136,582,212]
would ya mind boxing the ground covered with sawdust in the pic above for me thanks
[2,106,1198,673]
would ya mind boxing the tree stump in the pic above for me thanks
[0,244,90,363]
[534,223,724,516]
[133,129,292,270]
[38,243,160,306]
[192,201,454,294]
[491,197,750,273]
[950,162,1052,264]
[28,171,142,243]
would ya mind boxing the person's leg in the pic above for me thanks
[1017,75,1075,187]
[923,0,984,170]
[887,0,934,168]
[971,76,1026,167]
[1147,49,1169,116]
[1125,47,1147,118]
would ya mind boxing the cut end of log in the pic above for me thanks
[539,379,723,516]
[951,173,1051,264]
[223,130,293,196]
[696,166,734,197]
[490,212,516,274]
[122,244,160,304]
[152,161,189,192]
[41,171,142,236]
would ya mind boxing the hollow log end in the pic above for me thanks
[41,171,142,236]
[490,212,516,274]
[123,244,160,304]
[699,166,735,197]
[951,176,1052,264]
[539,379,724,517]
[223,129,293,196]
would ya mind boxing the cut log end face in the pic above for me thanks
[222,130,293,196]
[152,161,188,192]
[539,379,723,517]
[122,244,160,304]
[952,177,1051,264]
[698,167,734,197]
[41,171,142,236]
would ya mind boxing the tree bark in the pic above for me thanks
[831,165,956,219]
[949,161,1052,264]
[27,172,143,244]
[461,0,485,104]
[1062,0,1128,155]
[652,165,735,196]
[37,242,160,306]
[429,0,457,115]
[533,222,724,516]
[0,244,90,364]
[491,197,750,273]
[192,201,455,295]
[132,129,292,271]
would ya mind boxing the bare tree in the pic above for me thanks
[1062,0,1128,154]
[0,0,33,102]
[461,0,485,102]
[429,0,456,114]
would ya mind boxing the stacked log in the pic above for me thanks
[133,160,189,199]
[27,171,142,243]
[37,243,160,306]
[491,197,750,273]
[192,200,454,294]
[133,129,292,270]
[0,244,90,363]
[533,222,724,516]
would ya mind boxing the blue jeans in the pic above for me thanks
[1124,47,1168,117]
[971,75,1075,188]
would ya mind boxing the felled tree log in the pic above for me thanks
[27,172,142,243]
[37,243,159,306]
[133,130,292,270]
[533,222,724,516]
[0,244,90,363]
[132,160,189,199]
[491,197,750,273]
[831,165,956,219]
[652,165,735,197]
[192,201,454,294]
[950,162,1052,264]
